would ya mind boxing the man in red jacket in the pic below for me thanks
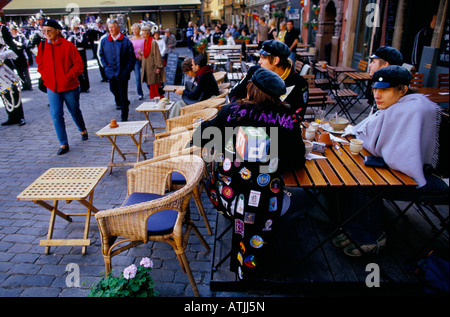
[36,19,88,155]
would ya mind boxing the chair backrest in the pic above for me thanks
[166,108,218,131]
[437,73,449,89]
[410,73,425,88]
[213,71,227,84]
[357,59,368,72]
[180,98,226,116]
[302,74,316,87]
[295,61,304,73]
[153,130,194,157]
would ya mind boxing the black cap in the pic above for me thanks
[372,65,411,88]
[370,46,403,66]
[42,19,62,30]
[251,68,286,98]
[259,40,291,59]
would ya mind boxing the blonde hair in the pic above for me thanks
[131,23,141,30]
[269,18,277,28]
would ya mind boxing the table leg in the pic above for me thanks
[144,112,155,133]
[80,192,95,255]
[43,200,59,255]
[107,135,126,174]
[130,132,147,161]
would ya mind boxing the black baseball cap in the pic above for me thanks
[372,65,411,88]
[259,40,291,59]
[251,68,286,98]
[370,46,403,66]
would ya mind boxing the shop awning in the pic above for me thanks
[3,0,201,15]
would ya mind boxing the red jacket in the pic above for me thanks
[36,37,84,93]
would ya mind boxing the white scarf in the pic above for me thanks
[355,93,441,187]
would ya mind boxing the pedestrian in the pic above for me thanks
[88,18,108,82]
[212,25,223,45]
[130,23,145,100]
[66,18,90,93]
[267,18,277,40]
[153,30,166,62]
[140,25,165,100]
[0,22,26,126]
[191,28,203,56]
[284,20,300,63]
[277,22,287,43]
[99,19,136,121]
[257,17,268,48]
[10,23,32,91]
[36,19,88,155]
[186,21,194,51]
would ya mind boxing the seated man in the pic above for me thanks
[180,57,196,94]
[229,40,309,121]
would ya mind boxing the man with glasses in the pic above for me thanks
[99,19,136,121]
[36,19,88,155]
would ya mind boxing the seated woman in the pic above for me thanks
[333,65,448,256]
[193,68,308,280]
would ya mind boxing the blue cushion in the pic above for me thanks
[171,172,186,183]
[122,192,178,235]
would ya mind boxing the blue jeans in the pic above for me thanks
[47,87,86,146]
[134,60,143,97]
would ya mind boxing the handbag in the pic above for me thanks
[38,41,47,93]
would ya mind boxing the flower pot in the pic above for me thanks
[245,39,250,44]
[218,40,224,45]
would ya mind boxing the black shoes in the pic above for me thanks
[1,119,26,126]
[81,131,88,141]
[57,145,70,155]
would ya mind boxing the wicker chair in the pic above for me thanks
[180,98,226,116]
[142,132,211,235]
[213,71,227,84]
[95,155,210,297]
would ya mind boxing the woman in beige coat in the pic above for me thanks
[140,25,166,99]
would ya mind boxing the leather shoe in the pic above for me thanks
[1,120,19,126]
[81,131,88,141]
[57,145,70,155]
[18,119,26,126]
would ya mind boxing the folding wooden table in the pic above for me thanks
[17,167,107,255]
[136,101,174,133]
[96,121,148,174]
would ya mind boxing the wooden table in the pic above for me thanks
[163,85,184,100]
[418,87,449,103]
[96,121,149,174]
[17,167,107,254]
[136,101,175,133]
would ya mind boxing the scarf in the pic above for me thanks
[143,36,153,58]
[194,65,213,83]
[355,93,441,187]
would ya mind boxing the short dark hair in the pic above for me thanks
[181,58,193,73]
[286,20,294,24]
[193,54,207,68]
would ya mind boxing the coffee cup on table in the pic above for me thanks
[310,122,319,131]
[350,139,364,155]
[110,119,118,128]
[305,127,316,141]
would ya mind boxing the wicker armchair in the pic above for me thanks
[154,108,218,140]
[179,98,226,116]
[213,71,227,84]
[95,155,210,297]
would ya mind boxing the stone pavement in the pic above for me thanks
[0,46,379,298]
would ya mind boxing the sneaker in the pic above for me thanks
[332,233,351,248]
[343,233,386,257]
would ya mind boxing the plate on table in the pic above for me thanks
[321,123,349,134]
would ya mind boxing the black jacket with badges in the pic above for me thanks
[193,101,305,281]
[228,64,309,120]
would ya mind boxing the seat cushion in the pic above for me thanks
[171,172,186,183]
[122,192,178,235]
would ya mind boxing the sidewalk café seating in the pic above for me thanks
[147,132,211,235]
[213,71,227,84]
[325,65,359,123]
[212,88,229,101]
[154,107,218,140]
[410,73,425,88]
[437,73,449,89]
[179,98,226,116]
[302,74,316,87]
[95,155,210,297]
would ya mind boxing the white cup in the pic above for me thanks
[305,128,316,141]
[304,140,313,156]
[310,122,319,131]
[350,139,364,155]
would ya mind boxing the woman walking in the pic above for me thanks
[141,25,165,100]
[130,23,145,100]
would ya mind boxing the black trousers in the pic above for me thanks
[109,77,130,121]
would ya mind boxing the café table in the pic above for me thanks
[136,100,175,134]
[163,85,184,100]
[17,167,107,255]
[280,129,417,276]
[418,87,449,104]
[96,121,149,174]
